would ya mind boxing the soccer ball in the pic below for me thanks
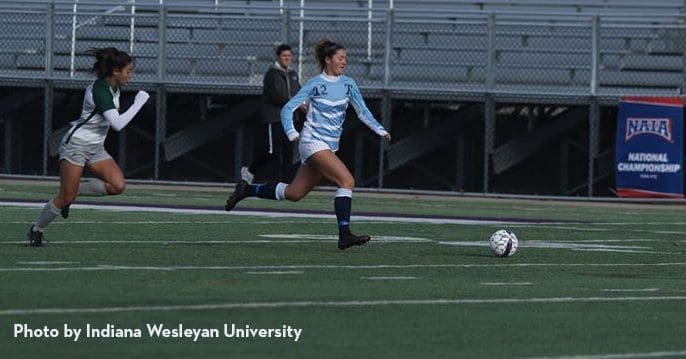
[489,229,518,257]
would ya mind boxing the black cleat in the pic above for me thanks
[337,232,371,250]
[225,180,250,212]
[26,226,46,247]
[61,204,70,219]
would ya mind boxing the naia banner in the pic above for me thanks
[615,97,684,198]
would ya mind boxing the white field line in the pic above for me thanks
[3,219,686,227]
[1,296,686,316]
[481,282,533,286]
[1,235,666,254]
[0,201,513,225]
[0,240,317,245]
[509,225,612,232]
[244,271,304,275]
[571,248,672,254]
[362,276,417,280]
[16,261,78,265]
[601,288,660,292]
[0,262,685,272]
[528,349,686,359]
[0,237,671,255]
[548,222,686,226]
[437,240,671,254]
[0,235,432,245]
[510,225,686,236]
[5,201,686,228]
[581,239,668,243]
[259,234,433,243]
[0,220,335,225]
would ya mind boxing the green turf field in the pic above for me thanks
[1,180,685,358]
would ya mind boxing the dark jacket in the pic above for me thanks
[262,63,300,123]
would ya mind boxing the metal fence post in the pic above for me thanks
[588,98,599,197]
[587,15,601,197]
[70,0,78,78]
[119,1,137,174]
[43,1,55,175]
[129,0,136,54]
[377,9,394,188]
[367,0,373,63]
[157,3,166,82]
[590,15,599,95]
[483,97,495,193]
[383,9,393,88]
[483,12,496,193]
[485,12,495,90]
[155,2,167,180]
[297,0,304,81]
[3,116,12,173]
[281,6,290,44]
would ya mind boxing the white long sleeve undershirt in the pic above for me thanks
[103,91,149,131]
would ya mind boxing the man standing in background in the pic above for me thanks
[241,44,303,184]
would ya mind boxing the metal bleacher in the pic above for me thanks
[0,0,683,100]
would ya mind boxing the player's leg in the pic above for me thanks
[59,146,119,219]
[224,162,321,211]
[226,135,322,211]
[87,158,126,195]
[283,163,322,201]
[306,150,370,250]
[27,160,83,246]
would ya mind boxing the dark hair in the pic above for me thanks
[275,44,292,56]
[313,39,344,70]
[90,47,132,78]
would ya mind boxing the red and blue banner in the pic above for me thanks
[615,97,684,198]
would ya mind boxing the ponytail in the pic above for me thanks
[313,39,344,70]
[90,47,132,78]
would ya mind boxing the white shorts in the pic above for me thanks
[298,139,332,163]
[59,141,112,167]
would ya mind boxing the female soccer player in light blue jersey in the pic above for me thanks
[226,39,391,250]
[26,48,149,246]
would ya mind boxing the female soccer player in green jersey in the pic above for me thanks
[27,47,150,246]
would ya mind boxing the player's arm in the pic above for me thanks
[348,80,390,140]
[280,82,313,141]
[93,83,149,132]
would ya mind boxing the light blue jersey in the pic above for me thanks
[281,73,388,152]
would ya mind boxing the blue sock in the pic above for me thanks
[334,196,352,235]
[252,183,277,200]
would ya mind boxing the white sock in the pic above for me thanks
[275,182,288,200]
[34,200,61,231]
[335,188,352,198]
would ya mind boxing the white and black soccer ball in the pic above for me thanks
[489,229,518,257]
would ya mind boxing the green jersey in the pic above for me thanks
[63,78,120,146]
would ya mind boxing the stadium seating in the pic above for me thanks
[0,0,683,96]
